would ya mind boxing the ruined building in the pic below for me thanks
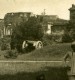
[69,4,75,29]
[4,12,34,36]
[37,14,68,35]
[69,4,75,24]
[68,4,75,40]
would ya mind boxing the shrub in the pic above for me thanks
[0,37,11,50]
[1,43,9,50]
[42,34,54,46]
[4,49,18,59]
[62,33,73,43]
[11,16,44,53]
[42,34,61,46]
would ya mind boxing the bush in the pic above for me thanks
[11,16,44,53]
[0,37,11,50]
[42,34,62,46]
[4,49,18,59]
[69,28,75,40]
[42,34,54,46]
[1,43,9,50]
[62,33,73,43]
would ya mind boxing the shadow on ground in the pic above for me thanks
[0,67,69,80]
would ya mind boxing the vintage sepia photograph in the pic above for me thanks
[0,0,75,80]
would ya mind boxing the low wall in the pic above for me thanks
[0,61,65,74]
[0,61,69,80]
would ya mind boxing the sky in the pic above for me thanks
[0,0,75,20]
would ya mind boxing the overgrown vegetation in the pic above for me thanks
[11,16,44,52]
[4,49,18,59]
[15,43,72,61]
[62,25,75,43]
[62,32,73,43]
[42,34,62,46]
[33,43,71,57]
[0,37,11,50]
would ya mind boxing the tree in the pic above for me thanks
[11,16,44,52]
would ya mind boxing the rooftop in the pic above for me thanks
[7,12,33,14]
[69,4,75,11]
[53,18,69,25]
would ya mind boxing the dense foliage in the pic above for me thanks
[11,16,44,52]
[62,33,73,43]
[4,50,18,59]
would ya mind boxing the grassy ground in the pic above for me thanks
[0,62,68,80]
[17,43,72,61]
[0,62,63,74]
[0,43,71,80]
[0,67,68,80]
[0,43,72,61]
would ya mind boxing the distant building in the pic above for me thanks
[69,4,75,23]
[0,19,4,38]
[69,4,75,31]
[67,4,75,41]
[51,18,69,35]
[37,15,68,35]
[4,12,34,36]
[37,15,58,23]
[3,11,69,42]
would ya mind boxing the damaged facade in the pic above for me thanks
[0,19,4,38]
[4,12,69,37]
[37,15,69,35]
[4,12,34,36]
